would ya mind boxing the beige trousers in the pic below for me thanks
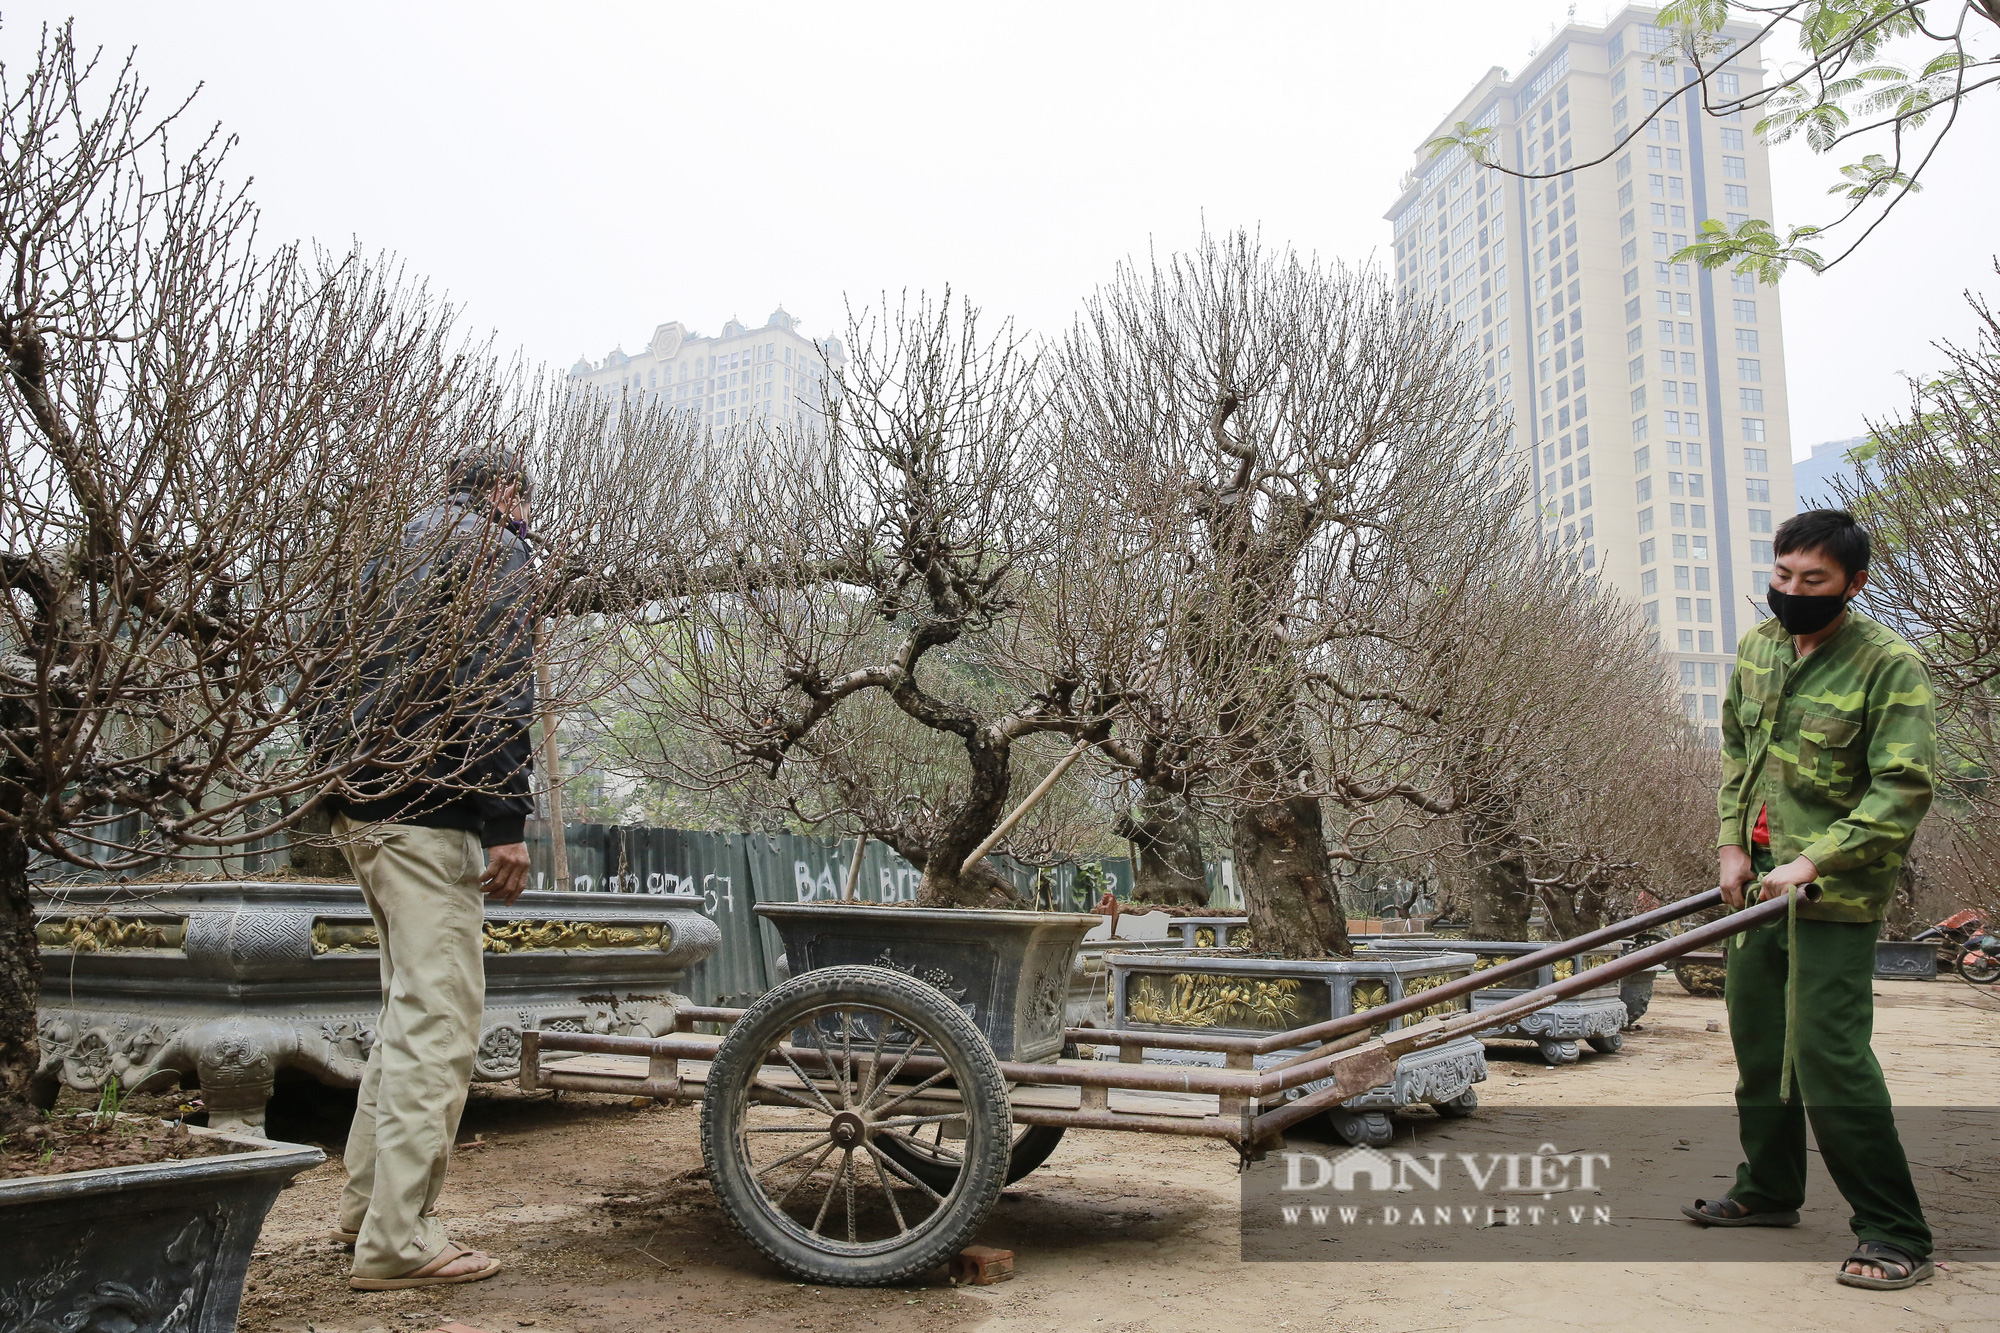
[333,815,487,1277]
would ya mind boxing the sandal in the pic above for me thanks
[1680,1196,1800,1227]
[1836,1240,1932,1290]
[349,1242,502,1291]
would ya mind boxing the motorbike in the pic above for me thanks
[1911,909,2000,987]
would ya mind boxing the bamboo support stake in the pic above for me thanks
[961,738,1091,875]
[535,624,570,891]
[840,836,867,902]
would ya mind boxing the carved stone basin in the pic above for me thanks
[1102,948,1488,1146]
[1358,937,1639,1064]
[754,902,1099,1063]
[33,880,720,1128]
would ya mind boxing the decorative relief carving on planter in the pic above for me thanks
[308,917,677,955]
[35,915,187,951]
[0,1208,222,1333]
[33,880,717,1124]
[1127,972,1305,1031]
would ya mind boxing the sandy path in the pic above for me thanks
[233,976,2000,1333]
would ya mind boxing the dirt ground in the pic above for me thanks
[220,976,2000,1333]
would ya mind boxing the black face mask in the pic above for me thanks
[1766,582,1853,636]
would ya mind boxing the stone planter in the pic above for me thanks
[1103,948,1488,1146]
[0,1123,322,1333]
[1874,939,1938,980]
[754,903,1099,1062]
[1165,916,1255,949]
[34,880,720,1128]
[1360,937,1629,1064]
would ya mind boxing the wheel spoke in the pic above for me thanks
[865,1140,947,1204]
[811,1149,847,1234]
[868,1143,911,1234]
[869,1113,965,1131]
[751,1133,835,1179]
[748,1078,829,1114]
[856,1032,924,1113]
[746,1123,839,1133]
[844,1146,858,1243]
[858,1013,890,1105]
[775,1046,840,1115]
[840,1010,858,1111]
[870,1067,954,1118]
[807,1020,852,1110]
[880,1127,963,1165]
[772,1140,837,1209]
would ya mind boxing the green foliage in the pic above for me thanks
[1567,3,1998,276]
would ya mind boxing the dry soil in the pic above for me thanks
[220,976,1999,1333]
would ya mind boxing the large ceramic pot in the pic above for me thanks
[34,880,720,1128]
[0,1124,322,1333]
[1102,948,1488,1146]
[754,903,1098,1062]
[1360,937,1633,1064]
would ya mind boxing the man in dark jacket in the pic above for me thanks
[324,452,538,1290]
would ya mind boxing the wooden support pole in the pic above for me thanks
[535,624,570,891]
[961,738,1091,876]
[840,835,867,902]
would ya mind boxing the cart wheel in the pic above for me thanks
[1326,1111,1394,1146]
[700,965,1010,1286]
[1538,1040,1581,1065]
[1586,1033,1625,1055]
[1432,1089,1478,1119]
[877,1123,1067,1191]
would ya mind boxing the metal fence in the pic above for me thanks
[519,820,1213,1007]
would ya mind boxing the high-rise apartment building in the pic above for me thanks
[1387,5,1797,736]
[568,306,845,440]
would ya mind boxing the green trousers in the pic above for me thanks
[1724,851,1930,1257]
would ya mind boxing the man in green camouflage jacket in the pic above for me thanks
[1682,509,1936,1291]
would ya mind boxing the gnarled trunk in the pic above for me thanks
[0,828,44,1123]
[1119,787,1209,907]
[913,730,1028,909]
[1465,828,1535,941]
[1233,794,1352,957]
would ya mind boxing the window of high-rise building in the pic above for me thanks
[1744,447,1768,472]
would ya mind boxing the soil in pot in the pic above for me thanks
[1,1113,238,1179]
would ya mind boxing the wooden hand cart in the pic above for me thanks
[521,886,1791,1286]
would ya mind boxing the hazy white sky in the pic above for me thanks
[16,2,1999,457]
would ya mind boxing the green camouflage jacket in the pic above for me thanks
[1717,610,1936,922]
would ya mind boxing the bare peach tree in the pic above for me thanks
[0,27,688,1117]
[1050,231,1508,957]
[1832,279,2000,921]
[1405,548,1720,939]
[612,293,1170,906]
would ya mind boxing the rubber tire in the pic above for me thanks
[1587,1033,1625,1054]
[1432,1089,1478,1119]
[1959,954,2000,986]
[1539,1040,1581,1066]
[700,965,1010,1286]
[876,1123,1067,1191]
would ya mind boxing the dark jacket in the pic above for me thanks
[312,496,538,846]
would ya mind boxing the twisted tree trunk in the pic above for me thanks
[1119,787,1209,907]
[1234,793,1352,957]
[0,828,45,1124]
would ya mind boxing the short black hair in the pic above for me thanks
[1773,508,1870,577]
[447,450,532,500]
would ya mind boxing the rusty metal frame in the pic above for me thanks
[524,887,1798,1152]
